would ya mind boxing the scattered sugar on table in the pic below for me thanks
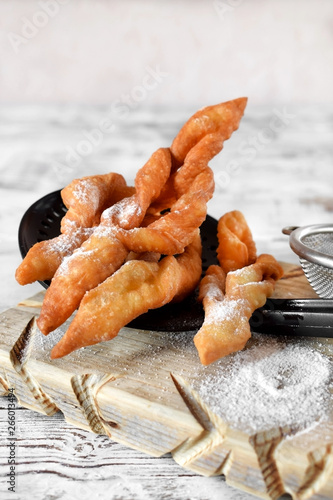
[192,336,333,434]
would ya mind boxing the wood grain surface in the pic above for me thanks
[1,262,333,500]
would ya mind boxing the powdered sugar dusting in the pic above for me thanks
[93,224,117,239]
[72,179,99,212]
[205,298,249,326]
[56,247,95,276]
[44,228,93,255]
[194,338,333,433]
[102,196,142,228]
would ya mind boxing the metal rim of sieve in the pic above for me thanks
[283,224,333,269]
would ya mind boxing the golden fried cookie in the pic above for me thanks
[15,172,130,285]
[50,232,202,358]
[37,148,172,334]
[194,255,284,365]
[217,210,257,274]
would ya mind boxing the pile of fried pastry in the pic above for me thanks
[16,98,283,364]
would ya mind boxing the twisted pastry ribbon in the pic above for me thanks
[51,232,202,359]
[15,172,132,284]
[194,211,283,365]
[37,148,172,334]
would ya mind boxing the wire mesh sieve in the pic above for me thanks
[283,224,333,299]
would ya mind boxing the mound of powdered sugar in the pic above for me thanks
[194,338,333,434]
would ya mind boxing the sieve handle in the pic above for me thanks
[250,298,333,337]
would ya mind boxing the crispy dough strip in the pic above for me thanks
[36,234,128,335]
[150,98,248,212]
[171,97,248,168]
[101,148,171,229]
[217,210,257,274]
[194,255,284,365]
[37,148,172,335]
[50,232,202,359]
[172,99,248,196]
[15,173,131,285]
[61,172,131,232]
[15,228,94,285]
[116,168,214,254]
[117,99,244,253]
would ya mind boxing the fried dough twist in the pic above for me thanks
[61,172,133,231]
[115,168,215,254]
[115,98,248,254]
[194,254,284,365]
[15,172,131,285]
[150,97,248,212]
[217,210,257,273]
[37,148,172,334]
[50,232,202,359]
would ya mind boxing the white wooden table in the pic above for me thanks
[0,102,332,500]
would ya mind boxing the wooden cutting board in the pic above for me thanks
[1,262,333,500]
